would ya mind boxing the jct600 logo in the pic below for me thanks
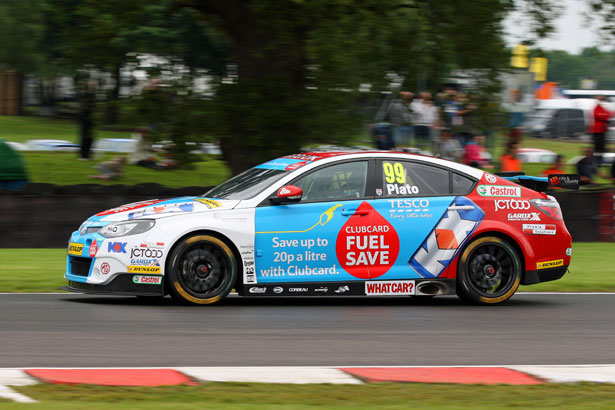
[130,247,164,258]
[495,199,530,211]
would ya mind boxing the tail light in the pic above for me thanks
[530,196,563,220]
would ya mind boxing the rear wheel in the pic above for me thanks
[167,234,237,305]
[456,236,521,305]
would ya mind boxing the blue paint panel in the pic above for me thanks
[254,158,309,170]
[255,200,367,283]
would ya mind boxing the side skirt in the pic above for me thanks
[239,279,456,297]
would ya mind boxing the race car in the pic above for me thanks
[64,151,576,305]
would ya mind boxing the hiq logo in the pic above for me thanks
[108,242,127,253]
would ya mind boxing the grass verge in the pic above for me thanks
[0,243,613,293]
[4,382,615,409]
[21,152,231,188]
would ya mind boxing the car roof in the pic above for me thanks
[291,151,485,179]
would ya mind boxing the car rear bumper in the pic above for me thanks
[521,265,568,285]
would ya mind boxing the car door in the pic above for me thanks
[372,159,480,280]
[254,160,376,284]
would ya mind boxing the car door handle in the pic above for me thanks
[341,209,370,216]
[447,205,475,211]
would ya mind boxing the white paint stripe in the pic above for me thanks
[179,366,363,384]
[0,370,38,386]
[0,385,37,403]
[510,365,615,383]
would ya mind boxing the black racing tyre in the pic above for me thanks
[167,234,237,305]
[456,236,521,305]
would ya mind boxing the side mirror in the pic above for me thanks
[271,185,302,204]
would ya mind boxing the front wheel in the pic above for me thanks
[456,236,521,305]
[167,234,237,305]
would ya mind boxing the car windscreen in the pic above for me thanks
[204,168,287,200]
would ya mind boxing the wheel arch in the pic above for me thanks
[164,229,244,290]
[464,231,526,276]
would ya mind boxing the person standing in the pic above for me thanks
[499,142,522,172]
[411,92,438,151]
[590,95,611,164]
[386,91,413,148]
[78,81,96,160]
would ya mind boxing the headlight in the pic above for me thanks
[100,220,155,238]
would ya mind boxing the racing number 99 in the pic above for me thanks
[383,162,406,184]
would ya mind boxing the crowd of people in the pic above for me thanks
[376,89,615,185]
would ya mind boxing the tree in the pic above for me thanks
[181,0,558,175]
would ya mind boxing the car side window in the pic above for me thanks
[451,172,474,195]
[381,160,449,196]
[293,161,368,202]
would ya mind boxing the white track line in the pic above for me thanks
[0,385,37,403]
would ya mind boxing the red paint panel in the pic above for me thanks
[26,369,194,386]
[340,367,542,385]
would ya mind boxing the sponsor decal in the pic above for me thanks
[566,248,572,256]
[334,285,349,294]
[273,286,283,294]
[279,187,291,195]
[100,262,111,274]
[314,287,328,293]
[410,197,484,278]
[336,201,400,279]
[495,199,530,211]
[68,242,83,256]
[129,202,194,219]
[96,200,163,216]
[88,240,98,257]
[139,242,165,249]
[130,247,163,258]
[249,287,267,294]
[522,224,556,235]
[387,198,433,221]
[508,212,541,221]
[132,275,163,285]
[549,174,580,190]
[386,184,419,196]
[108,242,127,253]
[477,185,521,197]
[537,259,564,270]
[193,198,222,209]
[289,287,309,293]
[129,258,159,266]
[127,265,162,274]
[484,173,497,183]
[246,274,256,283]
[376,188,383,196]
[365,280,415,296]
[285,161,308,171]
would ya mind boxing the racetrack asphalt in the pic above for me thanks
[0,293,614,367]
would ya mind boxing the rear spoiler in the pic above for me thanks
[496,172,580,192]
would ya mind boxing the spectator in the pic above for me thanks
[411,92,438,150]
[452,93,476,146]
[505,89,525,145]
[435,128,462,162]
[0,139,28,190]
[590,95,611,164]
[88,156,126,181]
[540,154,565,177]
[499,142,522,172]
[78,80,96,160]
[576,146,609,184]
[463,134,492,168]
[386,91,413,148]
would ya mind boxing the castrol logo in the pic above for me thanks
[495,199,530,211]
